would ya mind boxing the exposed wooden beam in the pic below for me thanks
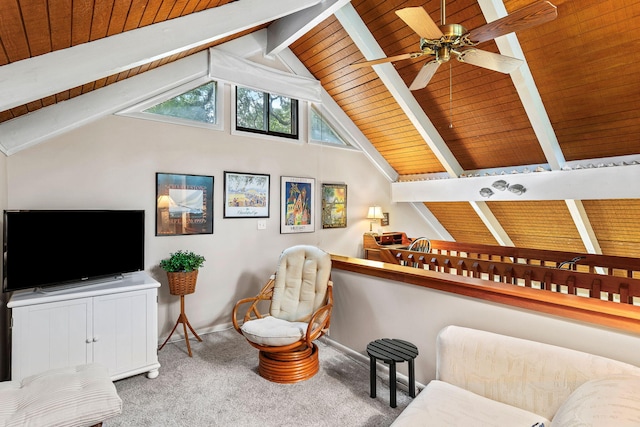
[335,3,463,178]
[0,53,209,155]
[0,0,321,112]
[470,202,514,246]
[565,200,602,254]
[391,164,640,202]
[266,0,352,57]
[477,0,565,170]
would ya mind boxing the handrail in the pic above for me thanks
[427,240,640,277]
[384,249,640,304]
[330,255,640,335]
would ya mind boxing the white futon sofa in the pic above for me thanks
[392,325,640,426]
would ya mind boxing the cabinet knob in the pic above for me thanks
[86,338,92,344]
[93,336,99,342]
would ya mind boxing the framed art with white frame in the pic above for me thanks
[280,176,315,234]
[223,171,270,218]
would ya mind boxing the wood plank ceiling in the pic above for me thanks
[1,0,639,257]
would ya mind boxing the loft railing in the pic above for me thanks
[425,240,640,278]
[330,255,640,335]
[384,249,640,305]
[366,239,640,305]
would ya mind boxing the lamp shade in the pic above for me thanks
[367,206,384,219]
[157,195,176,209]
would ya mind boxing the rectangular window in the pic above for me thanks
[236,87,298,139]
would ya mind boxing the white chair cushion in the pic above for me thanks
[270,245,331,322]
[550,375,640,427]
[0,363,122,427]
[390,380,550,427]
[240,316,308,346]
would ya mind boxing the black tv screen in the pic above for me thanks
[3,210,145,292]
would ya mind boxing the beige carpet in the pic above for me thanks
[107,328,412,426]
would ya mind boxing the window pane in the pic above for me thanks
[144,82,217,124]
[236,87,265,131]
[269,94,293,134]
[310,107,348,146]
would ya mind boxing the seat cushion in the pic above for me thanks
[550,375,640,427]
[0,363,122,427]
[390,380,550,427]
[241,316,308,346]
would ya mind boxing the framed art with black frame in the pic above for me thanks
[156,172,214,236]
[321,183,347,229]
[223,171,270,218]
[280,176,315,234]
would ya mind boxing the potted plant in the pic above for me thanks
[160,250,206,295]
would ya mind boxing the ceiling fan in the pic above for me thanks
[351,0,557,90]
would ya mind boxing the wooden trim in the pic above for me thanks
[330,255,640,335]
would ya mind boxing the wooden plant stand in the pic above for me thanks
[158,293,202,357]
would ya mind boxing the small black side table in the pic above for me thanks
[367,338,418,408]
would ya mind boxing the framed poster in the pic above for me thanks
[280,176,315,234]
[223,171,270,218]
[381,212,390,226]
[321,183,347,229]
[156,173,214,236]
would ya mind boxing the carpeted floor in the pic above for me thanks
[107,328,411,427]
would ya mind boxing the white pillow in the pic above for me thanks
[551,375,640,427]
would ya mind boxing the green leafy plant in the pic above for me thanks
[159,250,205,272]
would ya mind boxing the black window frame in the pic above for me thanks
[235,86,299,140]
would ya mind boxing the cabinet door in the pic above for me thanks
[12,297,92,380]
[93,289,157,377]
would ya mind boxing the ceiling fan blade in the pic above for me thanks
[456,49,523,73]
[351,52,424,69]
[396,7,444,40]
[409,60,440,90]
[467,1,557,44]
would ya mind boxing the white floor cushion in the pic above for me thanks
[391,380,550,427]
[0,364,122,427]
[551,375,640,427]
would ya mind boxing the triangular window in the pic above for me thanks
[144,81,217,124]
[116,78,223,131]
[309,105,355,149]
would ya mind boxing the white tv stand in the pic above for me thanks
[8,271,161,382]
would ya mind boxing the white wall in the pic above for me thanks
[330,269,640,385]
[4,112,432,342]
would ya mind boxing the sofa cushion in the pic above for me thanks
[390,380,550,427]
[550,375,640,427]
[240,315,308,346]
[436,326,640,420]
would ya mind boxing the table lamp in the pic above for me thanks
[367,206,384,232]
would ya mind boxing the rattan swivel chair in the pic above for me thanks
[232,245,333,383]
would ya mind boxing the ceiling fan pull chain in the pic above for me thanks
[449,61,453,129]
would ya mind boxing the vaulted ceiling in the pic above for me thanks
[1,0,639,257]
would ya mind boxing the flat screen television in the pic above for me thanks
[3,210,145,292]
